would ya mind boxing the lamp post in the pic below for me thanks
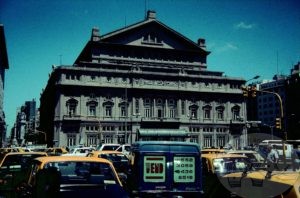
[246,75,260,84]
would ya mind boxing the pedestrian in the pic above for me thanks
[291,144,300,171]
[265,145,279,178]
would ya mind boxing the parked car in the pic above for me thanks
[19,156,128,198]
[0,152,48,198]
[62,147,96,156]
[87,150,129,175]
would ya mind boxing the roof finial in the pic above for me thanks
[91,27,100,41]
[146,10,156,20]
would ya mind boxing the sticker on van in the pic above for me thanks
[144,156,166,182]
[173,157,195,183]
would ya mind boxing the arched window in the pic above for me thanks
[66,98,78,116]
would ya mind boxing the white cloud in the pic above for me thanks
[215,43,238,53]
[235,22,255,29]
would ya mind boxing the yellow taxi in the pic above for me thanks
[0,147,25,154]
[201,153,249,198]
[221,170,300,198]
[45,147,68,156]
[19,156,129,198]
[0,152,48,198]
[201,148,226,154]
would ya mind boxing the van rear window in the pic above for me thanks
[143,156,165,182]
[174,156,195,183]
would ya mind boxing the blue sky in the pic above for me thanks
[1,0,300,133]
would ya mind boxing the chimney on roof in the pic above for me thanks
[146,10,156,20]
[197,38,206,49]
[91,27,100,41]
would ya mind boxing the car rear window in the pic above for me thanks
[44,161,117,185]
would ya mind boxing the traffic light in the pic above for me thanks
[251,86,257,97]
[275,117,281,129]
[241,86,249,97]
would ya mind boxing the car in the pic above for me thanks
[0,152,48,198]
[97,143,121,151]
[45,147,69,156]
[86,150,129,175]
[201,148,226,154]
[222,170,300,197]
[0,147,25,153]
[62,147,96,156]
[201,153,249,197]
[225,150,265,169]
[115,144,131,157]
[126,141,203,197]
[19,156,129,198]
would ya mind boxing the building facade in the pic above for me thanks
[11,99,38,146]
[0,24,9,147]
[285,62,300,140]
[39,11,246,149]
[257,75,287,138]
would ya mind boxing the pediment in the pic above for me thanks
[100,20,206,52]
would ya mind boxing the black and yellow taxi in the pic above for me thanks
[19,156,128,198]
[0,151,48,198]
[201,153,249,198]
[222,170,300,198]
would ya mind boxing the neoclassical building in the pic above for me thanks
[39,11,246,149]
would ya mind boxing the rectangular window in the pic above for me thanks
[181,101,185,115]
[67,134,76,147]
[105,106,112,117]
[121,106,126,117]
[144,156,166,182]
[135,99,139,114]
[145,108,151,118]
[89,105,96,116]
[204,109,210,119]
[191,108,197,119]
[217,110,223,120]
[173,157,195,183]
[170,109,176,118]
[68,105,76,116]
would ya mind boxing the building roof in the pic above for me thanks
[0,24,9,69]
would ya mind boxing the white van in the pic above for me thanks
[258,140,293,159]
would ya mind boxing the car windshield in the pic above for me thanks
[44,161,118,185]
[213,157,248,175]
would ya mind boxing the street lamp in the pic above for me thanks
[246,75,260,84]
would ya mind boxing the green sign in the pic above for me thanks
[144,156,166,182]
[173,156,195,182]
